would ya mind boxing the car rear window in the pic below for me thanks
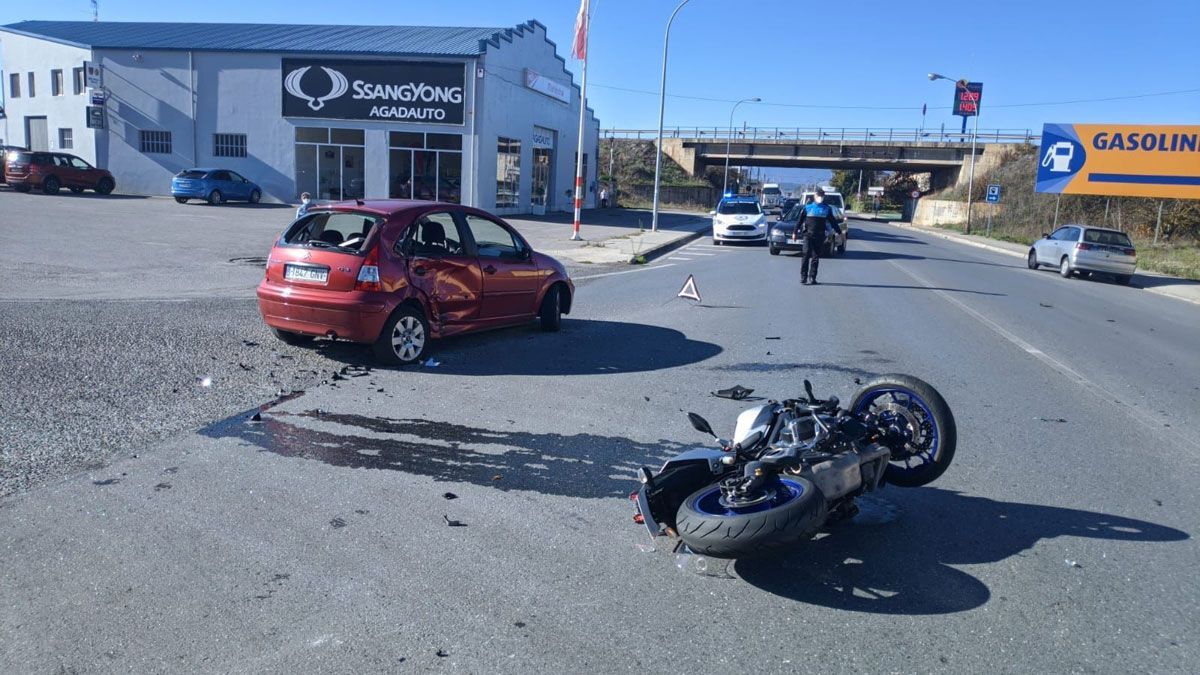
[1083,229,1133,247]
[804,194,844,208]
[12,152,33,163]
[718,201,762,215]
[178,170,207,179]
[283,211,383,253]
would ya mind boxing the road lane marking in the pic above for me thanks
[889,259,1200,453]
[573,263,676,280]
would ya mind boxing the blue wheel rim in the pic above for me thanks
[691,477,806,517]
[852,387,940,480]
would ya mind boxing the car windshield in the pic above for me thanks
[804,194,844,208]
[283,211,383,253]
[1084,229,1133,247]
[718,201,761,215]
[762,187,781,195]
[13,152,33,163]
[178,170,207,179]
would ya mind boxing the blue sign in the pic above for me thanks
[986,184,1001,203]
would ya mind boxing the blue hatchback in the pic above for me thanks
[171,168,262,205]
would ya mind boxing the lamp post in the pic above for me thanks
[650,0,692,232]
[929,72,980,234]
[722,97,760,194]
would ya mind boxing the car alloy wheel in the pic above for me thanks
[391,315,426,363]
[208,189,223,205]
[1027,249,1039,269]
[249,189,261,204]
[1059,257,1072,278]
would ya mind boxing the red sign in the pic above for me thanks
[953,81,983,117]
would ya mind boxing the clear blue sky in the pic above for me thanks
[3,0,1197,133]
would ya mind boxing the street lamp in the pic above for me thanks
[929,71,980,234]
[722,97,761,194]
[650,0,692,232]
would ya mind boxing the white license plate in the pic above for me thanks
[284,264,328,284]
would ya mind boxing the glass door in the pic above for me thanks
[531,148,552,215]
[318,145,341,200]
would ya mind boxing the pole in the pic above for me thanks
[651,0,691,233]
[987,202,993,237]
[1052,193,1061,230]
[964,108,979,235]
[1104,197,1110,226]
[1154,200,1164,244]
[722,100,746,194]
[570,0,591,241]
[857,169,862,208]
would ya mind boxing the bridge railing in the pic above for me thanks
[601,126,1040,144]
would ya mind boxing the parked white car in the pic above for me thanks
[710,196,767,245]
[1027,225,1137,284]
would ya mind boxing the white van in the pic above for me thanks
[760,183,783,212]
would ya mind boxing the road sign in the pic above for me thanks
[986,184,1001,203]
[90,89,107,106]
[910,190,921,199]
[1036,123,1200,199]
[953,81,983,117]
[86,106,106,130]
[867,186,884,196]
[84,61,103,89]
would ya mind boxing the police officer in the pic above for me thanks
[799,187,842,285]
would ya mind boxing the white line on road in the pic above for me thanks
[573,263,676,280]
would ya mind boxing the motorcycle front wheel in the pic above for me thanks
[850,374,957,487]
[675,476,826,559]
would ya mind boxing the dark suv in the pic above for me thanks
[5,151,115,195]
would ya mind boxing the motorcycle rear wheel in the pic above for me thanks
[850,374,957,487]
[675,476,826,559]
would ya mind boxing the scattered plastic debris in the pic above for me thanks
[712,385,754,400]
[643,396,650,402]
[1039,303,1053,308]
[242,340,259,347]
[93,478,120,486]
[330,518,347,529]
[853,377,862,385]
[1153,499,1163,506]
[153,483,172,491]
[423,358,441,368]
[443,515,467,527]
[765,336,781,340]
[436,649,449,658]
[1035,417,1068,423]
[238,363,254,371]
[197,376,212,387]
[443,492,458,500]
[1065,559,1082,568]
[674,550,735,579]
[636,543,656,553]
[342,365,371,377]
[492,475,503,481]
[249,412,262,422]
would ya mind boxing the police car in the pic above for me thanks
[709,195,768,245]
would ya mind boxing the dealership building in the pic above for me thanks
[0,20,600,214]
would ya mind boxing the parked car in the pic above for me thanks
[171,168,262,205]
[1027,224,1137,284]
[1,144,28,184]
[4,151,115,195]
[768,201,846,256]
[710,196,767,244]
[257,200,574,365]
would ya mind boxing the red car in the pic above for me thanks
[257,200,574,365]
[5,151,116,195]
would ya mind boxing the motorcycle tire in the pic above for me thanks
[850,374,957,488]
[675,476,827,559]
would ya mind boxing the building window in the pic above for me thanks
[388,131,464,203]
[496,138,521,208]
[73,67,85,95]
[213,133,247,158]
[139,130,173,155]
[51,69,63,96]
[58,128,73,149]
[293,127,365,200]
[8,73,19,98]
[27,72,35,98]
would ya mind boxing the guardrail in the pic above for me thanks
[601,126,1040,144]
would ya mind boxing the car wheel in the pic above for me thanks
[373,306,429,366]
[1077,270,1092,279]
[1114,274,1133,285]
[769,244,780,256]
[249,189,261,204]
[271,328,315,346]
[207,189,224,205]
[538,285,563,332]
[95,178,114,195]
[69,186,85,194]
[713,239,722,246]
[1027,249,1039,269]
[42,176,61,195]
[174,196,189,204]
[1059,257,1073,278]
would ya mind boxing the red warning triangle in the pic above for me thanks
[677,274,701,302]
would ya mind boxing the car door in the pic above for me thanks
[209,170,233,198]
[227,171,250,200]
[1042,227,1068,262]
[69,156,96,187]
[459,212,540,321]
[53,155,80,187]
[396,210,482,326]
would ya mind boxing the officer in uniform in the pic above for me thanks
[799,187,842,285]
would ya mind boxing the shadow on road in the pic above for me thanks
[847,228,926,245]
[820,282,1006,296]
[201,411,684,499]
[736,487,1188,615]
[308,319,723,376]
[710,361,886,377]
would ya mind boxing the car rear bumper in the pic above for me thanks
[172,188,211,198]
[256,281,391,343]
[768,234,806,250]
[1071,254,1136,275]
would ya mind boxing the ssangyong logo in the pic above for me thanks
[284,66,349,111]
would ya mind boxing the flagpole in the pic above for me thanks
[570,0,591,241]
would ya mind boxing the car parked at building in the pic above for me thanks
[4,151,115,195]
[710,196,768,244]
[1,145,28,185]
[257,200,574,365]
[1027,224,1137,284]
[171,169,262,205]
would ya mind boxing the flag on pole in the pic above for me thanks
[572,0,589,60]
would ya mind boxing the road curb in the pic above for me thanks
[630,227,707,264]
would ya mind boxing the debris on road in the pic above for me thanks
[330,518,347,529]
[1065,559,1082,568]
[197,376,212,387]
[436,649,450,658]
[1039,303,1053,308]
[1035,417,1068,423]
[423,358,442,368]
[93,478,120,486]
[765,336,781,340]
[443,515,467,527]
[242,340,259,347]
[249,412,262,422]
[341,365,371,377]
[238,363,254,371]
[443,492,458,500]
[712,385,754,400]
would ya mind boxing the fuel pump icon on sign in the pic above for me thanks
[1041,142,1075,173]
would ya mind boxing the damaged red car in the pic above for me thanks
[257,200,574,366]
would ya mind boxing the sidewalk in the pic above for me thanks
[506,208,709,265]
[883,218,1200,307]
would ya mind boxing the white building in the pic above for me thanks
[0,20,600,214]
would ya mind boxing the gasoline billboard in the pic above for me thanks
[1036,123,1200,199]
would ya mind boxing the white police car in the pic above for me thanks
[709,195,768,245]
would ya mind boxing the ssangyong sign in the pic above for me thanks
[281,59,465,124]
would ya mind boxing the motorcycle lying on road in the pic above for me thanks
[632,375,956,558]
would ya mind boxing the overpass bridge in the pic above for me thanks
[603,126,1040,190]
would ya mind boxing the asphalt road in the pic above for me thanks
[2,215,1197,673]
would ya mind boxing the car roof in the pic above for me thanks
[1078,225,1127,234]
[720,196,759,203]
[315,199,465,217]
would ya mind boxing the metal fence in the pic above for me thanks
[618,183,717,208]
[603,126,1040,144]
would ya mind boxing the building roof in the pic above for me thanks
[0,20,542,57]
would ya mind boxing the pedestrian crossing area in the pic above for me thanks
[666,240,763,262]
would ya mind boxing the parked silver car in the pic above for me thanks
[1027,225,1137,285]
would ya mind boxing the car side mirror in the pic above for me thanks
[708,210,717,216]
[687,412,715,437]
[1042,233,1050,239]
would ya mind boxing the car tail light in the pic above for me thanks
[355,246,381,291]
[1123,248,1137,257]
[1075,243,1093,251]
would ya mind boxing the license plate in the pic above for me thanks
[284,264,328,284]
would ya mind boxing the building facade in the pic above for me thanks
[0,20,600,214]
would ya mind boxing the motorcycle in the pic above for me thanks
[632,374,956,559]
